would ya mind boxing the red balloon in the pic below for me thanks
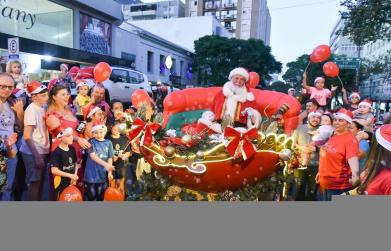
[310,44,331,63]
[323,62,340,77]
[94,62,112,83]
[247,72,260,88]
[104,187,124,201]
[59,185,83,202]
[131,89,151,108]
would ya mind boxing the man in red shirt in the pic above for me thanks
[317,108,360,201]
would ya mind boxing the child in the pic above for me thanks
[6,60,27,90]
[73,81,91,120]
[19,81,50,201]
[107,121,131,195]
[83,106,106,140]
[309,113,334,146]
[84,123,115,201]
[341,88,360,111]
[302,72,337,108]
[49,127,79,200]
[0,133,18,195]
[353,99,375,132]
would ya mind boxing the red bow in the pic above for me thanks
[128,118,160,146]
[224,127,258,160]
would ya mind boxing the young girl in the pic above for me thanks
[107,121,131,195]
[73,81,91,120]
[83,106,106,140]
[353,99,375,132]
[50,128,79,200]
[341,88,360,111]
[302,72,337,109]
[84,123,115,201]
[6,60,27,90]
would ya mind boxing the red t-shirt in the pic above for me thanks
[319,132,359,190]
[365,168,391,195]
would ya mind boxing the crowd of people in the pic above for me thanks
[0,60,390,201]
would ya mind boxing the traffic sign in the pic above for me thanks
[8,37,19,59]
[334,56,360,70]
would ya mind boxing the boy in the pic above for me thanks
[84,123,115,201]
[20,80,50,201]
[50,127,79,200]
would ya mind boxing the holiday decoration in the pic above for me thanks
[104,187,125,201]
[323,61,340,77]
[58,185,83,202]
[247,72,260,88]
[93,62,111,82]
[310,44,331,63]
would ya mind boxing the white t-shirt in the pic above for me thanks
[20,103,50,154]
[0,100,16,137]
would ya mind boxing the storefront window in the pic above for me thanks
[80,12,112,56]
[0,0,73,47]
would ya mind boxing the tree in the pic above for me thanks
[360,50,391,79]
[282,54,359,93]
[340,0,391,45]
[262,81,290,93]
[192,35,282,86]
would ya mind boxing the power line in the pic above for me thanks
[270,0,340,11]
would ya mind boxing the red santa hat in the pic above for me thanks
[91,122,107,133]
[76,80,89,90]
[376,124,391,152]
[229,67,249,82]
[308,111,322,119]
[56,127,73,138]
[68,66,80,78]
[26,80,47,97]
[85,106,102,120]
[314,77,325,83]
[349,92,361,100]
[333,108,353,123]
[359,99,372,108]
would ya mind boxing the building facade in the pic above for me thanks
[122,0,185,21]
[329,18,360,57]
[185,0,271,44]
[127,16,232,52]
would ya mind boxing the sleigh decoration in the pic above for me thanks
[131,87,301,193]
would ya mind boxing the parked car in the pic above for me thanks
[70,66,152,103]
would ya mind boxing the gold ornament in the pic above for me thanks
[195,150,205,160]
[164,146,176,159]
[181,134,192,144]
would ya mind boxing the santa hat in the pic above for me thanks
[229,67,249,82]
[308,111,322,119]
[314,77,325,83]
[56,127,73,138]
[349,92,361,100]
[86,106,102,119]
[60,63,68,71]
[26,80,47,96]
[359,99,372,108]
[376,124,391,151]
[91,123,107,133]
[288,88,295,93]
[68,66,80,78]
[76,80,89,90]
[333,108,353,123]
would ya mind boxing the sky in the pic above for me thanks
[268,0,342,71]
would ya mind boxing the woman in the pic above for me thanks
[45,85,91,195]
[316,108,360,201]
[357,124,391,195]
[349,120,371,174]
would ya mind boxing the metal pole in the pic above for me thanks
[355,45,361,90]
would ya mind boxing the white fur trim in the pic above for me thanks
[314,77,325,83]
[376,126,391,152]
[223,81,235,97]
[229,67,249,81]
[28,85,47,96]
[359,101,372,108]
[209,123,222,134]
[87,107,102,119]
[57,127,73,138]
[246,91,255,101]
[349,93,360,100]
[76,81,89,89]
[308,111,322,118]
[91,124,107,133]
[334,112,352,123]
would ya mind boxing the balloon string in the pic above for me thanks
[304,61,311,73]
[337,76,345,89]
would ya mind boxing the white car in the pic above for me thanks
[71,66,152,103]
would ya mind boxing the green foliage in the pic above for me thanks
[360,50,391,78]
[340,0,391,45]
[192,35,282,86]
[262,81,291,93]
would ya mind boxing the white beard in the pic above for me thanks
[222,81,254,120]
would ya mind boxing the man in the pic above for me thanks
[83,85,112,119]
[291,111,321,201]
[0,73,24,200]
[213,67,259,128]
[298,99,319,125]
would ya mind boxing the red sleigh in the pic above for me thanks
[138,87,301,193]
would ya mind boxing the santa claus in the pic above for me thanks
[213,67,258,127]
